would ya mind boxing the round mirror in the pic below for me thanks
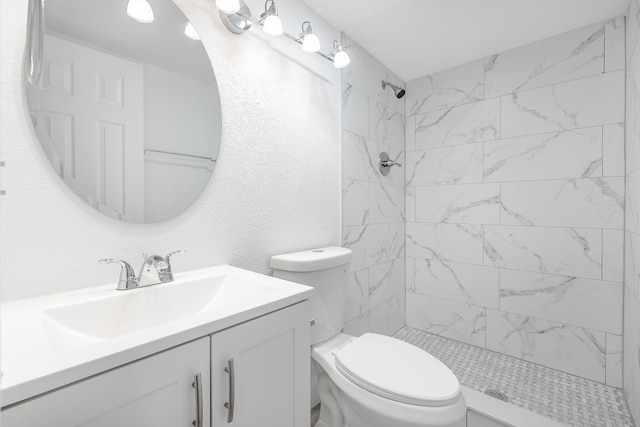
[25,0,221,223]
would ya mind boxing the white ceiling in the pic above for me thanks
[300,0,630,82]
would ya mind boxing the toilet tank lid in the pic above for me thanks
[271,247,352,272]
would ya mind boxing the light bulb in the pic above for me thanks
[333,50,350,68]
[184,22,200,40]
[302,33,320,53]
[263,14,283,36]
[127,0,154,23]
[215,0,240,14]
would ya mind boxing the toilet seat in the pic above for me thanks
[333,333,460,407]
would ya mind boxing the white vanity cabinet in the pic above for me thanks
[1,337,211,427]
[1,301,310,427]
[211,300,310,427]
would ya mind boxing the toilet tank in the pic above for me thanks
[271,247,352,345]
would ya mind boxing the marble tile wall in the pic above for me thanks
[624,0,640,424]
[405,18,626,386]
[340,35,406,336]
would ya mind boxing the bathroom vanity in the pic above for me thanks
[0,265,312,427]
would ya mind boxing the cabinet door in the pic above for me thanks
[211,302,310,427]
[2,337,210,427]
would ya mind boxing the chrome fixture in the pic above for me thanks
[259,0,283,36]
[379,152,402,176]
[217,0,350,68]
[99,250,186,290]
[331,40,350,68]
[25,0,44,85]
[381,80,406,99]
[299,21,320,53]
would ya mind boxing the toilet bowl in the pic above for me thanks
[271,247,466,427]
[313,333,466,427]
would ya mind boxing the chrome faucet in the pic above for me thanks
[99,250,186,290]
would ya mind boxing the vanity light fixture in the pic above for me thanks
[215,0,240,14]
[299,21,320,53]
[184,22,201,40]
[260,0,284,37]
[330,40,350,68]
[127,0,154,23]
[217,0,350,68]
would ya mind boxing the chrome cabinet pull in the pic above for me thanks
[192,373,203,427]
[224,358,235,423]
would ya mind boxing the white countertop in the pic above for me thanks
[0,265,313,407]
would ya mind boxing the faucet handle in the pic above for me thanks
[164,250,186,263]
[99,258,138,290]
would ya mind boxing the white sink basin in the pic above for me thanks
[1,265,312,406]
[42,272,280,339]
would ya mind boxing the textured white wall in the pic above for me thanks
[0,0,341,301]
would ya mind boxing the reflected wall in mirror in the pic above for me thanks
[25,0,221,223]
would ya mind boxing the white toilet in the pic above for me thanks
[271,246,467,427]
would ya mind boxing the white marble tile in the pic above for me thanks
[342,130,404,186]
[603,229,624,282]
[343,224,389,271]
[343,314,371,337]
[483,225,602,279]
[342,130,378,181]
[369,98,405,150]
[406,292,486,347]
[627,65,640,175]
[388,293,406,336]
[501,70,625,139]
[414,258,499,308]
[405,186,416,222]
[342,82,369,137]
[626,231,640,298]
[406,256,415,292]
[415,183,500,224]
[484,127,603,182]
[625,2,640,421]
[486,310,606,382]
[405,143,483,186]
[485,22,604,98]
[341,34,392,103]
[626,2,640,176]
[406,59,485,116]
[623,290,640,423]
[627,170,640,234]
[406,115,416,151]
[369,182,404,223]
[499,269,622,334]
[388,221,405,261]
[368,301,390,335]
[407,222,484,265]
[342,179,369,226]
[345,268,369,321]
[606,333,623,388]
[369,258,405,309]
[414,99,500,149]
[605,16,626,72]
[500,178,624,229]
[603,123,625,177]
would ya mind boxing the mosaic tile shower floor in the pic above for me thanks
[394,327,635,427]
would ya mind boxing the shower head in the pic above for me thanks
[381,80,406,99]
